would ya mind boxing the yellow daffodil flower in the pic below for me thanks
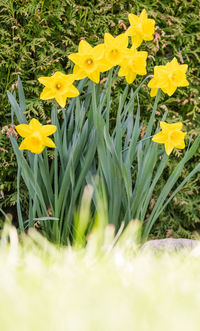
[126,9,155,47]
[152,121,186,155]
[118,46,148,84]
[38,72,79,108]
[103,33,129,69]
[16,119,56,154]
[68,40,108,84]
[148,58,189,97]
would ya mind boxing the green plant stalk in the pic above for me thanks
[30,154,39,228]
[105,68,114,130]
[53,148,60,242]
[144,88,161,141]
[17,165,24,232]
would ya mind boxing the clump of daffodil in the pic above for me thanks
[16,119,56,154]
[152,122,186,155]
[103,33,129,69]
[148,58,189,97]
[38,72,79,108]
[126,9,155,48]
[68,40,108,84]
[118,46,148,84]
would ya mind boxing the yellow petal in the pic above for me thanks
[64,85,79,98]
[131,53,147,75]
[169,57,178,68]
[62,73,76,85]
[179,79,189,87]
[148,78,157,88]
[55,94,67,108]
[128,13,139,26]
[92,44,105,60]
[104,33,115,45]
[170,131,186,148]
[44,137,56,148]
[118,66,126,77]
[73,66,87,80]
[29,119,41,130]
[98,61,112,73]
[51,71,65,80]
[170,69,188,87]
[174,137,186,149]
[40,87,55,100]
[41,125,57,137]
[38,76,54,87]
[154,65,166,76]
[88,71,100,83]
[116,33,128,48]
[16,124,30,138]
[57,81,79,95]
[78,40,93,54]
[160,122,168,131]
[179,64,188,74]
[131,34,143,48]
[125,26,135,37]
[172,123,183,131]
[162,83,177,96]
[175,141,185,149]
[160,121,183,133]
[68,53,81,65]
[125,71,136,84]
[150,71,169,88]
[30,144,45,154]
[139,51,148,59]
[150,88,158,97]
[152,131,167,144]
[167,122,183,131]
[140,9,147,21]
[142,20,155,39]
[19,137,31,150]
[164,142,174,155]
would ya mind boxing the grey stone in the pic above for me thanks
[141,238,199,251]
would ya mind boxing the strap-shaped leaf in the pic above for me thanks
[7,91,27,124]
[17,76,26,113]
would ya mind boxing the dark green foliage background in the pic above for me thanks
[0,0,199,237]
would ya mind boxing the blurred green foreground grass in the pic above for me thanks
[1,224,200,331]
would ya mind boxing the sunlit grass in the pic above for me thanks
[1,224,200,330]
